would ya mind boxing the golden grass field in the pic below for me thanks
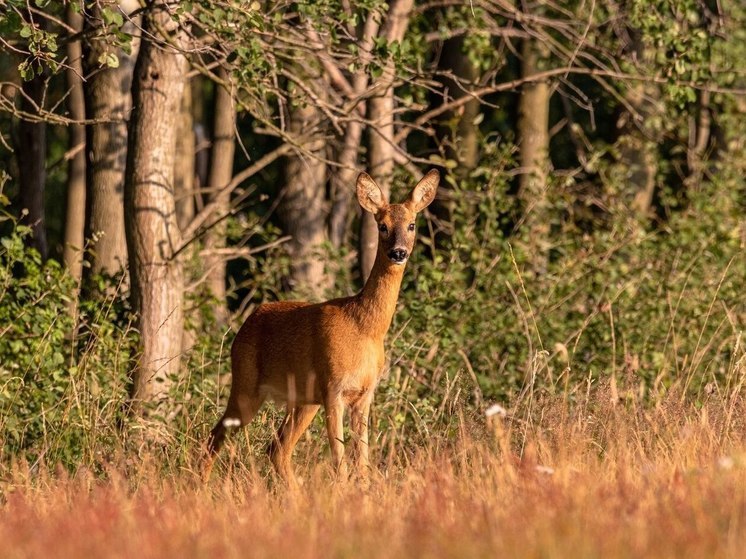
[2,379,746,559]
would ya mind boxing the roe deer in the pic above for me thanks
[203,169,439,484]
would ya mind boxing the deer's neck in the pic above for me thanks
[351,249,406,340]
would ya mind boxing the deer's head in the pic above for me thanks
[356,169,439,266]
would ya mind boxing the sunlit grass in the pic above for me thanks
[3,375,746,559]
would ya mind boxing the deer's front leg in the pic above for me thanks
[350,392,373,477]
[324,393,347,478]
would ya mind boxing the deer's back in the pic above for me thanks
[231,299,383,403]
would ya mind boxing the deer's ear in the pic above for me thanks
[356,172,386,214]
[406,169,439,213]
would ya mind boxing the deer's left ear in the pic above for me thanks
[405,169,439,213]
[357,172,387,214]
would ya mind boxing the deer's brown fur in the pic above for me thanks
[203,169,439,484]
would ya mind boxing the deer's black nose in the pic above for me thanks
[388,248,408,263]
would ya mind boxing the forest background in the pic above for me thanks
[0,0,744,485]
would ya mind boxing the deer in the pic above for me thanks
[202,169,439,485]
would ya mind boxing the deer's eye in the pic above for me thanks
[378,223,388,234]
[408,223,415,232]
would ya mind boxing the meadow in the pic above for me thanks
[2,1,746,557]
[2,178,746,558]
[3,368,746,559]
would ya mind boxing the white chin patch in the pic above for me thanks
[392,259,407,265]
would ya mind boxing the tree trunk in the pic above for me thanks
[278,102,328,299]
[329,120,365,250]
[612,32,662,221]
[517,38,551,258]
[174,81,199,355]
[360,0,414,281]
[685,90,712,192]
[204,68,235,325]
[83,0,140,276]
[329,15,380,250]
[124,1,188,421]
[16,73,48,260]
[191,75,210,198]
[63,3,86,292]
[431,35,480,234]
[174,82,195,231]
[615,87,658,218]
[439,35,480,173]
[362,89,395,280]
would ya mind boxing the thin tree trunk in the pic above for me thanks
[191,75,210,201]
[432,35,480,234]
[278,102,328,298]
[63,3,86,292]
[361,0,413,281]
[329,120,364,250]
[124,1,188,421]
[329,15,380,250]
[174,82,198,355]
[685,90,712,191]
[615,88,658,218]
[204,68,235,325]
[17,73,48,259]
[612,32,662,221]
[439,35,480,173]
[83,0,140,276]
[517,38,551,258]
[174,82,195,231]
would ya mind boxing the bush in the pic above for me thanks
[393,143,745,411]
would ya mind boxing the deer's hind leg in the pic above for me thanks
[207,392,265,453]
[203,393,265,481]
[203,343,264,481]
[268,404,320,485]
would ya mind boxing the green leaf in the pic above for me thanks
[97,52,120,69]
[101,7,124,27]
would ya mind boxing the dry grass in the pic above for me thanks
[3,383,746,559]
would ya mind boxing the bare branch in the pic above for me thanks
[179,142,295,245]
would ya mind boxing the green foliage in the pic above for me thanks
[393,136,745,409]
[1,0,745,474]
[0,209,133,466]
[0,219,72,455]
[629,0,717,107]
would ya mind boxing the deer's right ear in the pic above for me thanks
[406,169,439,213]
[356,172,386,214]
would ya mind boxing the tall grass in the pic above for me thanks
[2,167,745,557]
[3,372,746,559]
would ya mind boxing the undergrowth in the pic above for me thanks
[1,157,745,473]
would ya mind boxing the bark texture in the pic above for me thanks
[439,35,480,173]
[83,0,140,276]
[329,117,365,250]
[612,33,662,221]
[360,0,414,281]
[17,72,48,259]
[124,1,188,419]
[329,15,380,249]
[685,90,713,190]
[63,3,86,287]
[517,38,551,256]
[615,85,659,218]
[204,68,236,325]
[174,82,196,231]
[279,102,328,299]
